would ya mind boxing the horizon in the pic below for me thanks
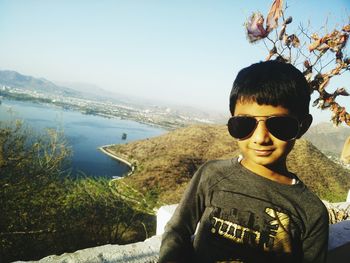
[0,0,349,123]
[1,68,349,127]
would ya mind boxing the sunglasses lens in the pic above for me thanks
[266,116,299,141]
[228,117,257,139]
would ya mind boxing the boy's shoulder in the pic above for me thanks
[297,183,329,214]
[199,158,238,176]
[202,158,236,169]
[195,158,240,185]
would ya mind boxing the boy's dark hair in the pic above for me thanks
[229,60,311,119]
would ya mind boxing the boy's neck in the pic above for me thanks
[240,158,295,185]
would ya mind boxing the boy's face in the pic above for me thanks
[233,100,296,170]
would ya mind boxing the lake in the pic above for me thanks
[0,99,165,177]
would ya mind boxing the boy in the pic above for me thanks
[158,60,329,262]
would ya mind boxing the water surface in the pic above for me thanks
[0,99,165,177]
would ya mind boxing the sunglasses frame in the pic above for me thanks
[227,115,302,141]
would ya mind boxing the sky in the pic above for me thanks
[0,0,349,124]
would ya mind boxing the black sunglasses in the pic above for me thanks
[227,115,301,141]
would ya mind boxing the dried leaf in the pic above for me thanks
[278,24,286,40]
[303,60,313,81]
[290,34,300,48]
[304,60,311,69]
[311,33,320,41]
[343,24,350,32]
[246,12,268,43]
[319,76,330,92]
[283,34,300,48]
[323,97,334,108]
[343,57,350,65]
[317,30,349,52]
[283,34,290,46]
[335,87,350,96]
[312,98,320,107]
[266,0,284,32]
[339,108,347,122]
[284,16,292,25]
[330,64,343,75]
[316,43,329,52]
[266,46,277,60]
[309,39,321,51]
[336,51,343,63]
[346,113,350,126]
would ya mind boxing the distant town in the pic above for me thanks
[0,85,215,130]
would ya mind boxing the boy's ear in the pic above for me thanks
[297,114,313,138]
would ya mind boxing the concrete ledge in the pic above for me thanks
[156,204,178,235]
[17,221,350,263]
[16,235,162,263]
[16,204,350,263]
[328,220,350,250]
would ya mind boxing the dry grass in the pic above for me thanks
[107,124,350,205]
[288,140,350,201]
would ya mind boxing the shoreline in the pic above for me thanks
[1,96,178,131]
[99,145,135,179]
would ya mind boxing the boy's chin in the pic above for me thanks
[245,155,287,169]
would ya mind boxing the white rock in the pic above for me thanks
[156,204,178,235]
[15,235,162,263]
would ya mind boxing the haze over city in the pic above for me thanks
[0,0,349,123]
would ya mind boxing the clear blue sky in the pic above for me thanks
[0,0,349,123]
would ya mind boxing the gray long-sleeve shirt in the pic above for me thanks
[159,158,329,263]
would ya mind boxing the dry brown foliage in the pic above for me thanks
[246,0,350,126]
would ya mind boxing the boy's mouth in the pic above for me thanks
[253,149,274,156]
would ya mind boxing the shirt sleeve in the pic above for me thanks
[302,203,329,263]
[158,163,207,263]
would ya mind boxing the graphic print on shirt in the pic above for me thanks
[210,206,292,253]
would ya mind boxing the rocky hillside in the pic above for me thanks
[107,124,350,204]
[304,122,350,157]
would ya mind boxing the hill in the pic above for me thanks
[304,122,350,157]
[0,70,78,96]
[107,124,350,204]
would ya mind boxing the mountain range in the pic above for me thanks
[0,70,227,121]
[0,70,78,96]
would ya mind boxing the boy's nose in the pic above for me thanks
[251,120,271,144]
